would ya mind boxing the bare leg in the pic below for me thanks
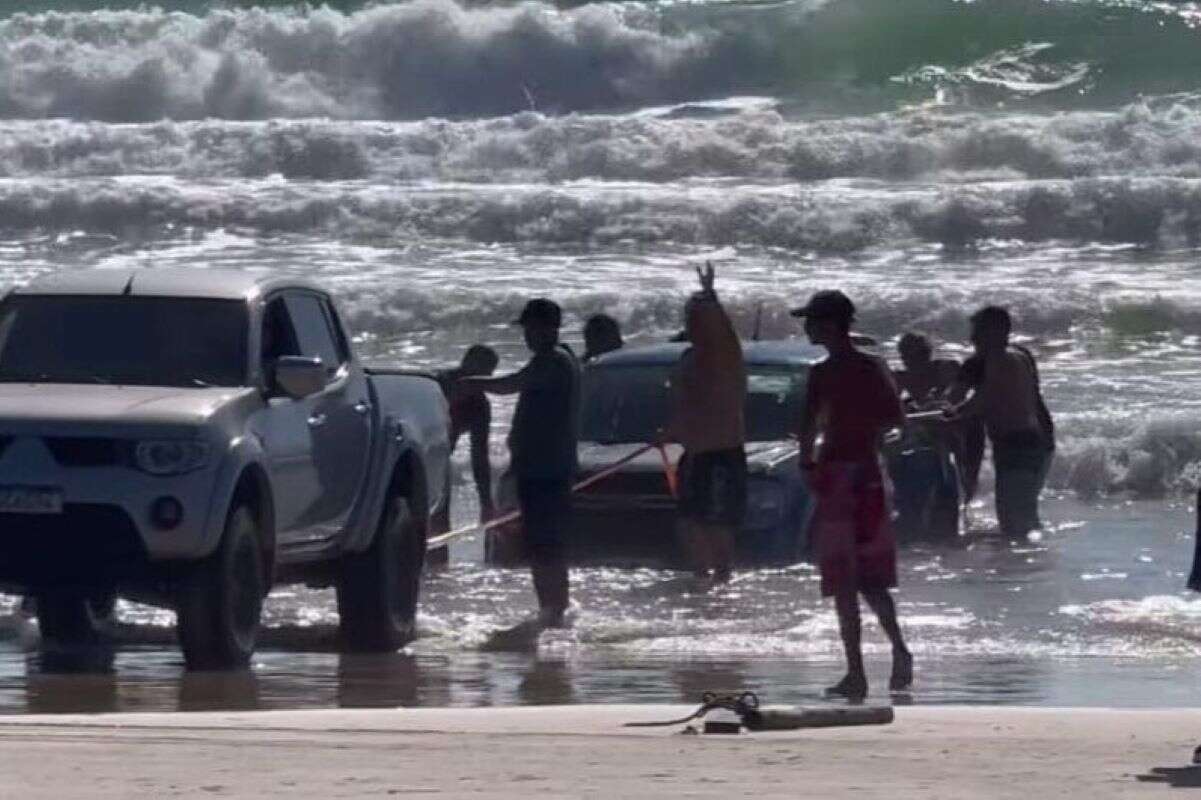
[827,591,867,700]
[863,588,913,691]
[705,522,735,583]
[676,519,712,579]
[531,559,569,626]
[960,419,986,509]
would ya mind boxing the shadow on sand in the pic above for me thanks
[1137,766,1201,788]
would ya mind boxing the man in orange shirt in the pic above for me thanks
[795,290,913,701]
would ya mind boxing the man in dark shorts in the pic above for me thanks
[948,306,1055,538]
[461,299,579,626]
[434,345,499,531]
[667,264,746,583]
[794,290,912,700]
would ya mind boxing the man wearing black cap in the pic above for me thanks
[461,298,579,626]
[793,290,913,700]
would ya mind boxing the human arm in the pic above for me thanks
[687,262,740,361]
[460,368,525,396]
[877,360,907,433]
[797,368,820,473]
[469,401,495,520]
[945,356,983,417]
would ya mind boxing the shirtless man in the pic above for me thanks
[794,290,913,700]
[894,332,958,408]
[435,346,499,531]
[895,331,983,516]
[948,306,1055,538]
[667,264,746,583]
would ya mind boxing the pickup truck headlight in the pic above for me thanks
[134,441,211,476]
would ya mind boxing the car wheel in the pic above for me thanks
[338,493,425,652]
[175,505,264,671]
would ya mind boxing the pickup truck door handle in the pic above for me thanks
[307,413,327,428]
[353,401,372,416]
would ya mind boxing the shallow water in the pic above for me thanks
[0,498,1198,712]
[3,0,1201,711]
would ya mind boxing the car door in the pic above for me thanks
[250,295,322,544]
[282,291,373,542]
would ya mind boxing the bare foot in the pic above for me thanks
[890,650,914,692]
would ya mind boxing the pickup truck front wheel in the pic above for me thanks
[338,493,425,651]
[175,505,264,671]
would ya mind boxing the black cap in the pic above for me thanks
[513,298,562,328]
[790,290,856,323]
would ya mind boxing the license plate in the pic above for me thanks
[0,486,63,515]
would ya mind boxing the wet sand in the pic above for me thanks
[0,705,1197,798]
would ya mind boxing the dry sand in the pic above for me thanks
[0,705,1197,798]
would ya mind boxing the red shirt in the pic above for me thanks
[805,350,903,464]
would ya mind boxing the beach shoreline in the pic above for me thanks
[0,704,1196,798]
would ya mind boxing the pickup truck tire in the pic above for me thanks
[337,493,424,652]
[175,505,264,671]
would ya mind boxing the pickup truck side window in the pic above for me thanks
[283,294,344,377]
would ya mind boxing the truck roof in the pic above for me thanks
[11,269,327,300]
[591,339,826,368]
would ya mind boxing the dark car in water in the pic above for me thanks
[489,340,816,567]
[488,339,962,567]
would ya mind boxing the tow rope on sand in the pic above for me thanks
[624,691,895,733]
[426,442,673,551]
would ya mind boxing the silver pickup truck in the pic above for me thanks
[0,269,450,670]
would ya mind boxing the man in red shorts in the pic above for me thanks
[794,290,913,700]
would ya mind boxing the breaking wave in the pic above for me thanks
[4,172,1201,250]
[3,0,1201,122]
[8,94,1201,183]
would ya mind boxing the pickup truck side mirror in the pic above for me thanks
[273,356,326,399]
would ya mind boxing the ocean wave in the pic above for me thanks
[3,0,1201,123]
[4,173,1201,251]
[6,94,1201,186]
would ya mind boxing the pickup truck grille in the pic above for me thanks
[43,437,126,467]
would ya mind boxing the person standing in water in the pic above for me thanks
[894,332,958,407]
[666,263,747,583]
[582,313,623,363]
[895,331,983,517]
[794,290,913,700]
[461,299,580,626]
[435,344,499,530]
[947,306,1055,538]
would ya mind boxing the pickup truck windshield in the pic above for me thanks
[580,364,806,444]
[0,295,248,387]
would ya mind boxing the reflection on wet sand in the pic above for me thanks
[518,657,576,706]
[0,500,1195,713]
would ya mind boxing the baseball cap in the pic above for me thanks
[512,298,562,328]
[789,290,856,323]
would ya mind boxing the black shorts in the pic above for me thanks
[678,447,747,526]
[517,477,571,563]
